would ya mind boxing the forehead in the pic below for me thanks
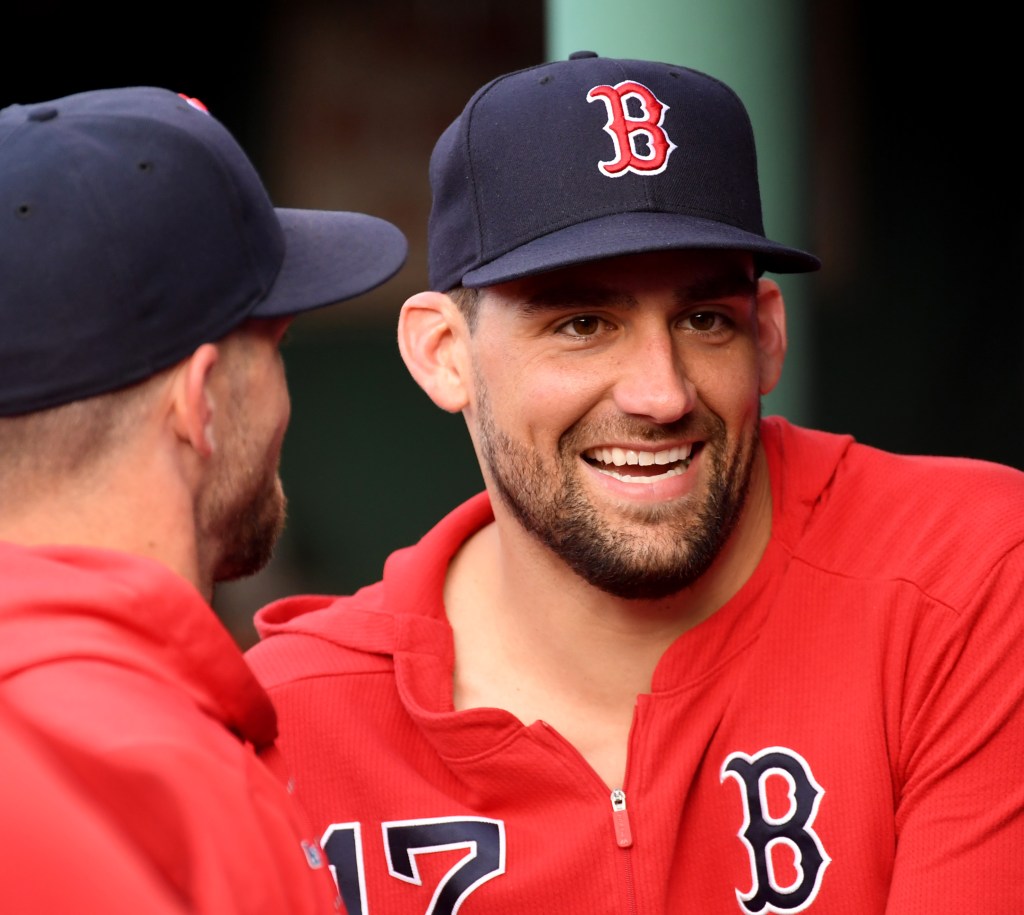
[479,249,756,313]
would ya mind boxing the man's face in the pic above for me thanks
[463,250,784,599]
[200,318,293,582]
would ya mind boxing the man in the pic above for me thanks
[247,53,1024,913]
[0,86,407,913]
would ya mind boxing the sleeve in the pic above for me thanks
[887,541,1024,912]
[1,670,339,915]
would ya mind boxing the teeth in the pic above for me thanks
[586,443,693,467]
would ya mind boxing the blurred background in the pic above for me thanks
[5,1,1020,647]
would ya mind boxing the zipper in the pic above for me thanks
[534,724,638,906]
[611,789,638,914]
[610,788,633,848]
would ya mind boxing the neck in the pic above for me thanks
[0,464,209,602]
[446,445,774,701]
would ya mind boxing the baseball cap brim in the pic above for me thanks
[254,207,408,318]
[460,211,819,289]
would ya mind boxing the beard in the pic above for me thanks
[198,396,288,584]
[206,468,287,583]
[476,384,758,600]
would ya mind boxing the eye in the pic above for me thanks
[680,311,732,335]
[687,312,720,331]
[557,315,605,338]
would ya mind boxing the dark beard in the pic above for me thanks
[479,391,757,600]
[213,481,287,582]
[201,444,287,584]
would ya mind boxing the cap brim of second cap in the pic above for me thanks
[459,211,819,288]
[253,208,408,318]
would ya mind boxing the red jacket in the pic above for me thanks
[0,543,341,914]
[0,694,190,913]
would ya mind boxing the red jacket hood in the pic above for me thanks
[0,543,278,748]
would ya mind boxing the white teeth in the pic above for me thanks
[586,443,693,467]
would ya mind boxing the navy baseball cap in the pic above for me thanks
[0,86,408,416]
[428,51,819,292]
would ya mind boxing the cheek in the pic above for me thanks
[688,349,763,421]
[253,359,291,441]
[477,353,605,440]
[276,371,292,423]
[273,384,292,443]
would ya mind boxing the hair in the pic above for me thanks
[0,374,164,494]
[448,286,481,331]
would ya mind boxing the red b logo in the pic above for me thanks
[586,80,677,177]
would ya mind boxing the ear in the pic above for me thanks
[168,343,220,458]
[754,279,788,395]
[397,291,471,413]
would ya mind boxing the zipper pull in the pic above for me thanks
[610,789,633,848]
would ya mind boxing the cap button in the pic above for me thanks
[568,50,599,60]
[27,106,58,122]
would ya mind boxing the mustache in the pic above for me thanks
[560,412,725,451]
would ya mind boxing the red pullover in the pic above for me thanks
[0,544,341,914]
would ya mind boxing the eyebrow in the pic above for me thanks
[681,271,758,304]
[514,268,757,315]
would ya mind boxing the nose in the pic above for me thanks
[610,325,696,423]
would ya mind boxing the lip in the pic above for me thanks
[581,441,703,502]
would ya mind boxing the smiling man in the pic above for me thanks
[247,53,1024,914]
